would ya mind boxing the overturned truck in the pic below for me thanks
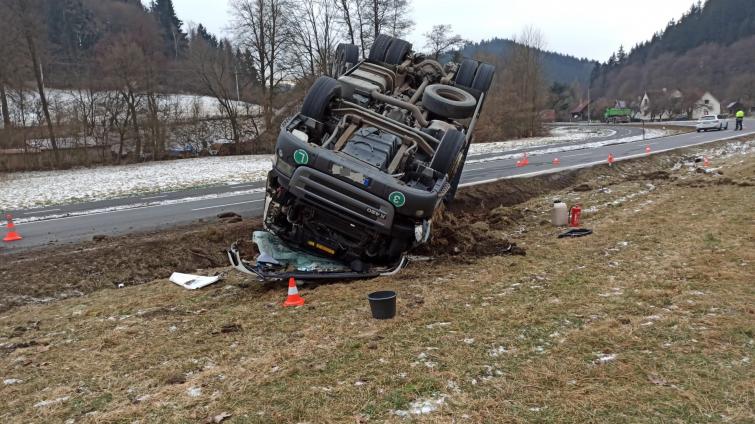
[228,34,495,281]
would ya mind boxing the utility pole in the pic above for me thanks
[587,85,591,124]
[234,64,240,102]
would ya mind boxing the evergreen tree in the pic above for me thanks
[149,0,188,59]
[196,24,218,49]
[616,45,626,63]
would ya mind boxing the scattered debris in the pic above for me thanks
[169,272,221,290]
[34,396,70,408]
[594,353,617,364]
[392,394,447,417]
[187,387,202,397]
[558,228,593,238]
[3,378,23,385]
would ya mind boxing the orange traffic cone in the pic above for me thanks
[552,157,560,165]
[607,153,615,166]
[523,153,529,166]
[3,214,23,242]
[645,145,651,154]
[283,277,305,307]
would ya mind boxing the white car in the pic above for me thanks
[696,115,728,132]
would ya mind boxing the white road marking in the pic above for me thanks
[191,200,264,211]
[140,195,168,200]
[23,208,61,215]
[562,151,592,158]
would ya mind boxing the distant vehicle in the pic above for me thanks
[603,107,632,123]
[695,115,727,132]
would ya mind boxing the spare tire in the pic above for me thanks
[422,84,477,119]
[430,129,465,176]
[333,43,360,77]
[301,76,341,122]
[368,34,393,63]
[471,62,495,93]
[384,38,411,65]
[454,59,478,87]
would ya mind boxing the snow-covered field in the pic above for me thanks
[1,155,272,209]
[0,126,671,210]
[469,126,617,155]
[1,88,259,129]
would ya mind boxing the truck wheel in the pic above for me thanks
[384,38,411,65]
[443,140,469,205]
[422,84,477,119]
[368,34,393,63]
[454,59,478,87]
[471,62,495,93]
[430,129,465,175]
[333,43,359,77]
[301,76,341,122]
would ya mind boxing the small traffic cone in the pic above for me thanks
[552,157,560,165]
[645,145,651,154]
[703,157,710,168]
[3,214,23,242]
[516,160,524,168]
[283,277,305,307]
[522,153,529,166]
[607,153,615,166]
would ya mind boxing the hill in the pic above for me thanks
[462,38,597,86]
[592,0,755,102]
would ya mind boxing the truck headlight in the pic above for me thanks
[276,157,295,176]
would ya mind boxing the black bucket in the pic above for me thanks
[367,290,397,319]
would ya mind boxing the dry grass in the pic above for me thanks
[1,140,753,423]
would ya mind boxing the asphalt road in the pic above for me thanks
[2,123,752,253]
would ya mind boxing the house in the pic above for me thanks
[570,100,590,120]
[726,101,745,115]
[691,91,721,119]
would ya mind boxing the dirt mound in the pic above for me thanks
[0,217,261,312]
[419,210,526,257]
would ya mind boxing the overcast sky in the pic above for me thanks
[172,0,695,61]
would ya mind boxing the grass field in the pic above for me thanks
[1,139,753,423]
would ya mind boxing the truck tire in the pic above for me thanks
[454,59,478,87]
[333,43,359,77]
[422,84,477,119]
[444,141,469,205]
[430,129,465,175]
[301,76,341,122]
[471,62,495,93]
[368,34,393,63]
[384,38,411,65]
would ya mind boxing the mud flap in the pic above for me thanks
[226,231,408,282]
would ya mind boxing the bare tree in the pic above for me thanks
[289,0,341,78]
[6,0,60,165]
[187,36,245,150]
[231,0,293,131]
[97,14,164,162]
[475,27,548,140]
[423,24,465,60]
[508,27,547,137]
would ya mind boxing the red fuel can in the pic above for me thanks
[569,204,582,227]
